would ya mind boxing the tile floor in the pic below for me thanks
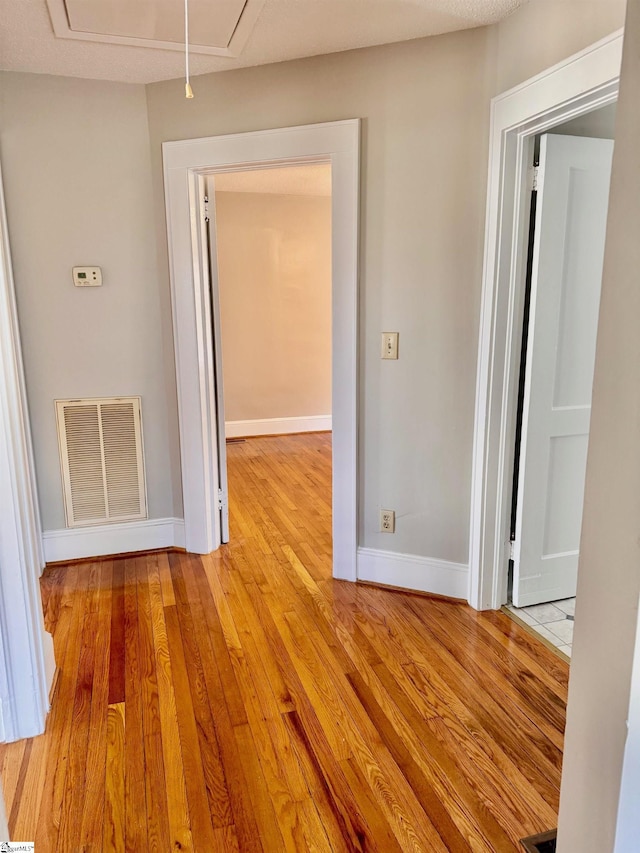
[507,598,575,658]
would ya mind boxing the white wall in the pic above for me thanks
[146,29,493,564]
[550,102,617,139]
[215,189,332,426]
[0,72,176,529]
[557,0,640,849]
[146,3,624,566]
[492,0,627,94]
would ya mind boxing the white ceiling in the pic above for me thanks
[0,0,528,85]
[214,164,332,196]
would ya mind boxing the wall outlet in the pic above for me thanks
[381,332,399,360]
[380,509,395,533]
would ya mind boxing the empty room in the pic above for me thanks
[212,162,335,589]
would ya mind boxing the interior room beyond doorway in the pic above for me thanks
[211,163,333,550]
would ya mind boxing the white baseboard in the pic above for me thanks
[357,546,468,600]
[225,415,332,438]
[42,517,185,563]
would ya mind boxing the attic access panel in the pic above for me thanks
[47,0,265,56]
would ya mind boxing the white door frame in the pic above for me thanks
[163,120,360,580]
[469,31,623,611]
[0,777,8,840]
[0,160,55,742]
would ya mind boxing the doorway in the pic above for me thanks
[505,104,616,657]
[469,31,622,613]
[162,120,359,579]
[206,164,333,550]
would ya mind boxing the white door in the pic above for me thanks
[513,134,614,607]
[205,176,230,543]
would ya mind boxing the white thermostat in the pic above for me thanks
[73,266,102,287]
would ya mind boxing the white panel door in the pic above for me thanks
[205,177,230,543]
[513,133,614,607]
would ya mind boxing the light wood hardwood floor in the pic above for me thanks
[0,433,567,851]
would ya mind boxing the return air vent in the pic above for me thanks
[55,397,147,528]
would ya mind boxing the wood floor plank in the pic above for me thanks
[361,602,557,801]
[223,578,309,808]
[403,659,559,824]
[50,563,80,654]
[108,559,126,705]
[169,554,233,830]
[334,603,556,838]
[178,556,266,853]
[146,557,194,853]
[135,556,172,853]
[40,565,66,635]
[352,585,563,806]
[296,797,348,853]
[246,582,396,852]
[281,721,352,853]
[338,756,419,853]
[34,563,89,851]
[404,596,566,760]
[227,573,296,718]
[164,604,222,853]
[77,560,114,849]
[123,558,148,853]
[283,708,392,853]
[232,723,286,852]
[7,738,33,833]
[103,703,126,853]
[356,662,523,852]
[198,556,251,728]
[157,551,176,608]
[479,609,570,691]
[425,600,567,745]
[1,433,568,852]
[55,561,102,853]
[0,739,26,820]
[345,670,474,853]
[279,618,450,853]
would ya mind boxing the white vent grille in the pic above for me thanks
[56,397,147,527]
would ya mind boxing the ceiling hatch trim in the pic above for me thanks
[45,0,266,57]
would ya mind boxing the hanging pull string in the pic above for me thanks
[185,0,194,98]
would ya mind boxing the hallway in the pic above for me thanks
[0,434,567,851]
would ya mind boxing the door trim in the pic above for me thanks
[469,31,622,611]
[163,120,360,581]
[0,160,56,742]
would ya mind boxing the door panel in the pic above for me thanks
[513,134,614,607]
[206,176,230,543]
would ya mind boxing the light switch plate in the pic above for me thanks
[73,266,102,287]
[381,332,399,359]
